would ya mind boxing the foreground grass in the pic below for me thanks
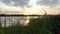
[0,27,4,34]
[0,14,60,34]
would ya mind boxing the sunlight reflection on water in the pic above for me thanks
[0,16,42,27]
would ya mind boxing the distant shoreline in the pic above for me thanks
[0,14,60,17]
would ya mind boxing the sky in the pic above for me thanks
[0,0,60,7]
[0,0,60,15]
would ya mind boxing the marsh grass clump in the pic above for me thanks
[28,13,53,34]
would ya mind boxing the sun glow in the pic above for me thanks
[22,0,49,26]
[24,5,45,15]
[24,0,50,15]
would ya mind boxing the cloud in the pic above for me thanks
[0,0,60,7]
[37,0,60,7]
[0,0,60,14]
[2,0,28,6]
[0,1,23,11]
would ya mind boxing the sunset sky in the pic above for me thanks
[0,0,60,15]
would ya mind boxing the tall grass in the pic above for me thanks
[0,27,4,34]
[28,13,53,34]
[0,14,59,34]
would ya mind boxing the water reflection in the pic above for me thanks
[0,16,42,27]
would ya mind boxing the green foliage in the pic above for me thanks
[0,27,4,34]
[28,13,53,34]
